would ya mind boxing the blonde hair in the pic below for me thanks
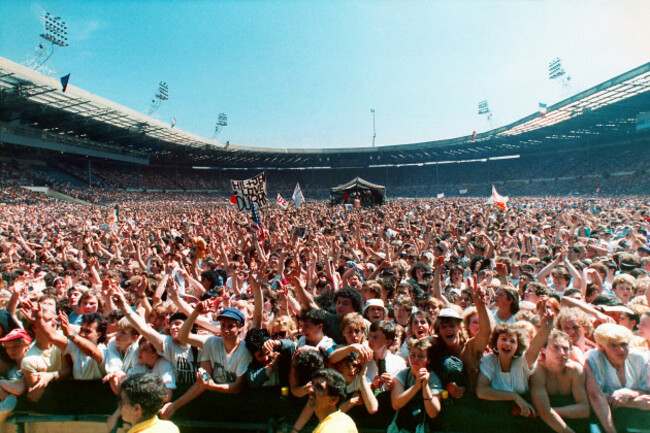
[612,274,636,291]
[267,315,296,333]
[117,317,139,336]
[340,312,366,333]
[594,323,633,346]
[557,308,594,337]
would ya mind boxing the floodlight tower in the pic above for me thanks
[213,113,228,138]
[25,12,69,74]
[478,100,493,127]
[148,81,169,115]
[370,109,376,147]
[549,57,571,94]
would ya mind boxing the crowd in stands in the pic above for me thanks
[0,185,648,432]
[3,139,649,205]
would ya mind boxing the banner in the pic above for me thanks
[437,193,445,199]
[459,189,468,194]
[231,172,268,211]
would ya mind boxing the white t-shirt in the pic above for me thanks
[131,358,177,390]
[65,341,107,380]
[586,348,648,394]
[104,338,139,375]
[199,336,252,384]
[365,352,407,384]
[479,353,532,395]
[296,335,335,353]
[160,334,199,385]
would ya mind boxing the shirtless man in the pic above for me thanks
[530,330,590,433]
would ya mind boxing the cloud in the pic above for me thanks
[70,19,102,42]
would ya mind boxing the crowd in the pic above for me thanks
[0,188,649,433]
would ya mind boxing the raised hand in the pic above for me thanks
[58,311,72,337]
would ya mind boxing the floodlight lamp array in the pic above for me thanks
[40,12,68,47]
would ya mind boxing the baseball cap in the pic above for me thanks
[0,328,32,344]
[217,307,245,325]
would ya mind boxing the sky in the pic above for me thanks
[1,0,649,150]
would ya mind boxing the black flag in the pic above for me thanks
[60,73,71,92]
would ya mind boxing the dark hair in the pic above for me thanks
[294,348,325,385]
[168,312,188,324]
[245,328,271,354]
[591,294,624,307]
[489,323,528,358]
[200,270,223,290]
[500,287,520,315]
[369,320,396,342]
[81,313,108,344]
[333,287,363,313]
[120,372,169,419]
[311,369,347,406]
[301,309,327,327]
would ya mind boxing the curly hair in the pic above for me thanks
[293,348,325,385]
[488,323,528,358]
[245,328,271,354]
[556,308,594,337]
[267,315,297,334]
[120,372,169,419]
[334,287,363,313]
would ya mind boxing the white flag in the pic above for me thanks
[487,185,509,210]
[459,188,468,194]
[276,193,288,209]
[437,193,444,199]
[292,183,305,207]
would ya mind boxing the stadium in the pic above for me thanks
[1,3,650,433]
[1,56,649,201]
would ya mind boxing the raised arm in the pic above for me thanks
[112,286,165,353]
[290,275,319,311]
[59,312,104,364]
[525,305,555,369]
[467,277,491,351]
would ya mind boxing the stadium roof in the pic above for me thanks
[1,56,650,168]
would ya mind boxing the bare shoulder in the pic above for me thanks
[565,360,584,378]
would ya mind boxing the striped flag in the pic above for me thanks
[276,193,288,209]
[292,183,305,207]
[251,202,265,241]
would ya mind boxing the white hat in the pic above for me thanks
[363,299,388,316]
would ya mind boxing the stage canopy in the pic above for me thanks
[330,177,386,206]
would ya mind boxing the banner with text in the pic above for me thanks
[231,172,268,211]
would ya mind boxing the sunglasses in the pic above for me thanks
[272,331,288,339]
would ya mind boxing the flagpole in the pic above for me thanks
[371,109,376,148]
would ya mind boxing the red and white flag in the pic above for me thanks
[487,185,508,211]
[276,193,288,209]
